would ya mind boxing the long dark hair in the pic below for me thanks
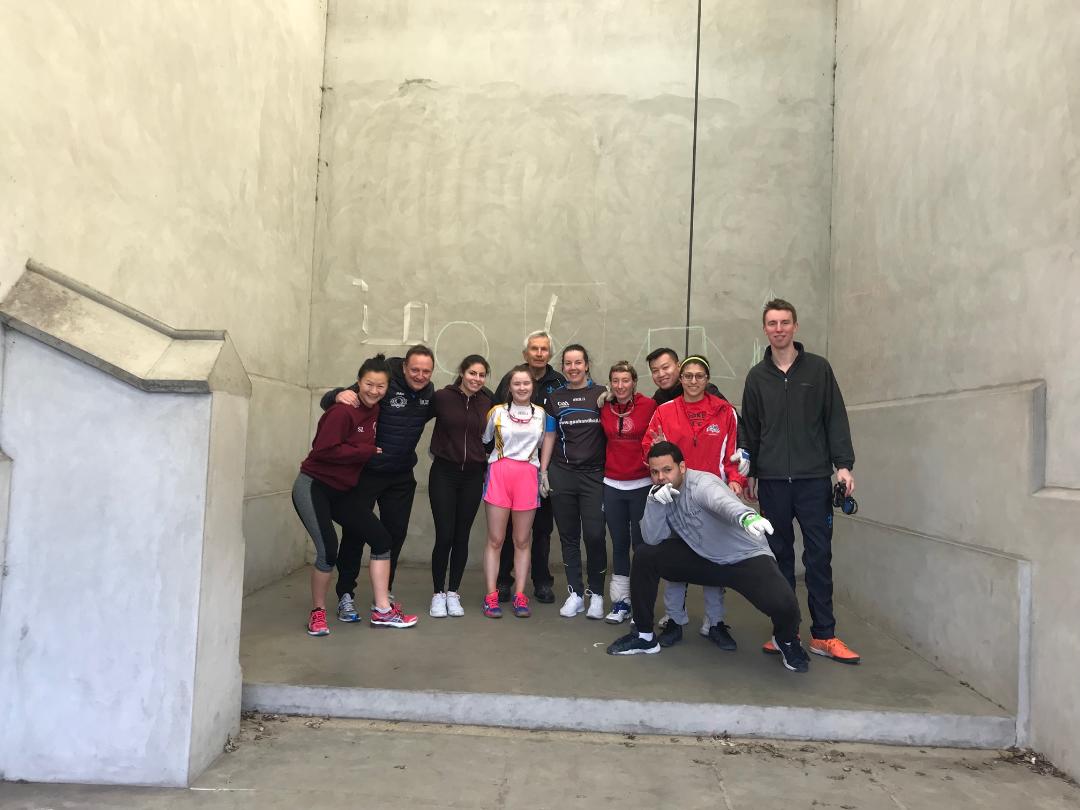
[453,354,490,387]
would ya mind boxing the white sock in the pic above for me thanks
[638,631,654,641]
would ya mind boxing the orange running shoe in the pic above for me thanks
[809,637,861,664]
[762,638,779,654]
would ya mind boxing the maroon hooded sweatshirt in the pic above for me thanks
[300,401,379,490]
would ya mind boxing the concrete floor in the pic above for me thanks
[238,565,1012,746]
[2,716,1076,809]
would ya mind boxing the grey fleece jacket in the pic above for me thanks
[640,469,775,566]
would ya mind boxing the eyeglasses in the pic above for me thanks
[680,372,707,382]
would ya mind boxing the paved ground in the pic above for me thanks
[1,715,1075,809]
[241,566,1008,716]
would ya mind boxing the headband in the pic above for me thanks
[680,356,710,373]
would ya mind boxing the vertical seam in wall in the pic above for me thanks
[825,0,839,358]
[684,0,703,357]
[1015,559,1032,746]
[305,0,333,391]
[184,396,214,783]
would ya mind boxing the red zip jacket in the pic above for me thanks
[642,393,747,488]
[300,402,379,491]
[600,392,657,481]
[429,384,492,467]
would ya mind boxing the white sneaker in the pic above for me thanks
[585,590,605,620]
[429,592,448,618]
[559,587,585,617]
[605,600,631,624]
[700,615,712,637]
[445,591,464,617]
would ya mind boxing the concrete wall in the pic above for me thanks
[0,1,327,593]
[0,334,235,785]
[311,0,836,558]
[831,0,1079,775]
[690,1,836,388]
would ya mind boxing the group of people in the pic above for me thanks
[291,298,859,674]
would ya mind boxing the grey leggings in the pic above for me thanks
[292,473,392,572]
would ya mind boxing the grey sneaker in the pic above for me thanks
[337,593,361,623]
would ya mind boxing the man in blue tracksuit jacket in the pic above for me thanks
[320,345,435,621]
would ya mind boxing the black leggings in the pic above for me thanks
[337,470,417,597]
[630,538,800,641]
[603,483,649,577]
[291,473,392,573]
[548,465,607,595]
[428,457,485,593]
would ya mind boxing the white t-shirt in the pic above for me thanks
[483,403,554,467]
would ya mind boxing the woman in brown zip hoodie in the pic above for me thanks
[427,354,493,618]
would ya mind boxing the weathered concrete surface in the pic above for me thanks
[0,334,244,785]
[831,1,1080,486]
[0,262,250,396]
[3,718,1078,810]
[0,0,326,592]
[831,0,1080,778]
[691,1,836,383]
[311,0,697,394]
[239,565,1012,748]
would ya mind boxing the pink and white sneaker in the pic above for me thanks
[370,604,418,629]
[307,608,330,637]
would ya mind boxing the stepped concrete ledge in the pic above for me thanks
[0,260,251,786]
[0,258,249,396]
[240,567,1015,749]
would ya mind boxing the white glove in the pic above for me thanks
[730,448,750,477]
[740,512,774,540]
[595,390,612,407]
[539,470,551,497]
[649,483,680,505]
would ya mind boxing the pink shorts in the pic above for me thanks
[484,458,541,511]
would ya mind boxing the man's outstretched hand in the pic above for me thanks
[740,512,774,540]
[649,483,679,505]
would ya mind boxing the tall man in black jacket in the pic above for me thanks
[321,345,436,622]
[493,330,566,603]
[738,299,861,664]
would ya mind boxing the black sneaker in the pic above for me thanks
[657,621,684,648]
[606,632,661,655]
[707,622,737,651]
[774,636,810,673]
[496,582,511,603]
[533,583,555,604]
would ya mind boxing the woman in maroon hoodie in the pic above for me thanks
[292,354,419,637]
[598,361,657,623]
[427,354,493,619]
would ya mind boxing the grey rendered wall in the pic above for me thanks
[690,1,835,388]
[311,0,837,558]
[0,2,327,594]
[830,0,1079,775]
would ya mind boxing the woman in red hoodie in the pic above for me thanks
[427,354,492,619]
[642,355,747,649]
[599,361,657,623]
[292,354,418,637]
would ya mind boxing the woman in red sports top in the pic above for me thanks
[598,361,657,623]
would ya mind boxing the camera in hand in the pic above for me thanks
[832,482,858,515]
